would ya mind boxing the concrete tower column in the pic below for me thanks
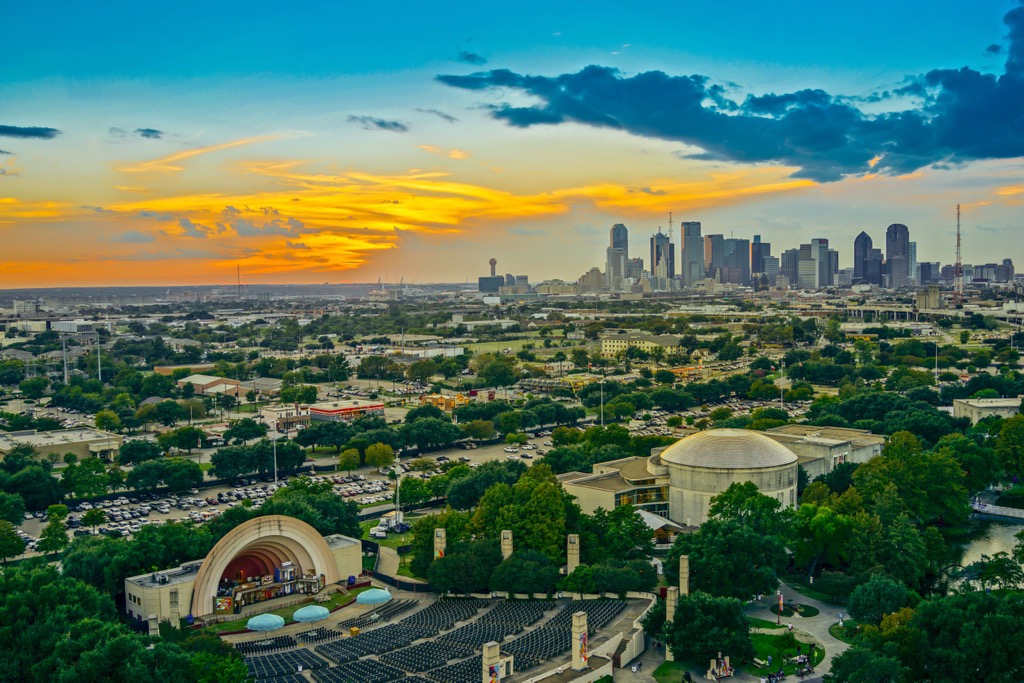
[679,554,690,595]
[572,611,589,671]
[500,530,513,560]
[482,641,501,683]
[567,534,580,574]
[434,528,446,559]
[664,587,679,662]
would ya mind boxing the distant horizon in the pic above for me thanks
[2,0,1023,287]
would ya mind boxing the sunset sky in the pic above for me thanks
[2,0,1023,287]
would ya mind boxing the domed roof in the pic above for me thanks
[659,429,798,469]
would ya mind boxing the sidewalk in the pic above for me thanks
[620,581,844,683]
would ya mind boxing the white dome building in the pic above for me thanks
[656,429,799,526]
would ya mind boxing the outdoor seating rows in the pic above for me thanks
[314,623,432,663]
[379,640,473,672]
[399,677,434,683]
[548,599,626,631]
[498,625,567,670]
[254,676,307,683]
[296,626,342,644]
[480,599,552,628]
[245,649,328,679]
[400,598,481,632]
[437,622,510,649]
[424,654,483,683]
[236,635,299,657]
[310,658,405,683]
[336,598,417,630]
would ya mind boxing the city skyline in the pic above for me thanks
[2,1,1024,287]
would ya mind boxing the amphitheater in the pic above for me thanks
[224,589,654,682]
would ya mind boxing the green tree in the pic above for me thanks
[427,539,502,594]
[995,414,1024,479]
[0,520,25,564]
[648,591,755,664]
[478,357,518,388]
[400,417,462,450]
[404,404,445,423]
[223,418,268,445]
[826,646,907,683]
[82,508,106,534]
[365,443,395,470]
[0,492,25,525]
[18,376,49,399]
[154,400,184,427]
[409,508,472,577]
[337,448,361,474]
[406,359,438,382]
[38,507,70,558]
[117,439,163,466]
[848,574,908,624]
[489,551,560,594]
[461,419,496,440]
[398,476,431,506]
[665,518,787,599]
[94,410,122,433]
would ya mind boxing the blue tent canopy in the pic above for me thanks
[356,588,393,605]
[246,613,285,632]
[293,605,330,623]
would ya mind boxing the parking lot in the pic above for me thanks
[11,394,804,558]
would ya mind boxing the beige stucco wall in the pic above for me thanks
[667,463,797,527]
[561,483,616,515]
[126,576,196,625]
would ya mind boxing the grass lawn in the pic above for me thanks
[205,586,370,633]
[782,573,847,605]
[396,564,421,580]
[359,519,412,549]
[744,632,825,677]
[652,660,690,683]
[199,463,213,472]
[361,555,377,572]
[748,616,784,630]
[828,620,861,644]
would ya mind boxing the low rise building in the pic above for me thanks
[176,374,242,398]
[764,424,885,480]
[260,404,311,431]
[0,428,123,460]
[308,399,385,422]
[599,330,683,358]
[125,516,361,626]
[953,397,1023,424]
[418,393,471,412]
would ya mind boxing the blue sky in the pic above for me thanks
[1,1,1022,285]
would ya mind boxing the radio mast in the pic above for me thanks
[953,204,963,306]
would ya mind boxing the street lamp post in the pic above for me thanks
[271,430,279,485]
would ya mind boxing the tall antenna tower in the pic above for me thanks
[237,264,242,300]
[953,204,964,306]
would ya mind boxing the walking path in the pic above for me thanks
[614,581,845,683]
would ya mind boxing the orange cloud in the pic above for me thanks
[116,135,282,174]
[0,158,818,285]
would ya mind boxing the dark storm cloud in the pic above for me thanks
[347,115,409,132]
[0,125,60,139]
[416,108,459,123]
[134,128,163,139]
[0,150,12,155]
[437,2,1024,183]
[457,50,487,65]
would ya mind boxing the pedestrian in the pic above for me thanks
[767,655,772,667]
[788,623,793,632]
